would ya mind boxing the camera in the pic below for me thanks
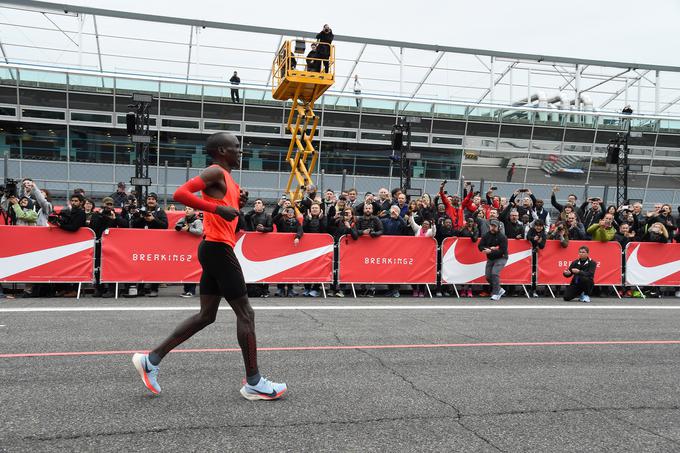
[2,178,18,198]
[489,186,498,191]
[47,213,61,225]
[174,223,183,231]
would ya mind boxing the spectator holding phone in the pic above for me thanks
[581,197,603,230]
[439,180,464,229]
[587,213,616,242]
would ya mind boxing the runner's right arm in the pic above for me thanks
[173,167,238,221]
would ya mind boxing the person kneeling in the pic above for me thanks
[562,246,597,303]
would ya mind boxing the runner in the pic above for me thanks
[132,132,286,400]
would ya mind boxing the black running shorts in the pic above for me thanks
[198,240,247,300]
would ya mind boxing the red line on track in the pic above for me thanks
[2,339,680,359]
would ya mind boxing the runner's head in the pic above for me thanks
[206,132,241,169]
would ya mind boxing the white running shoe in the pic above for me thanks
[132,353,161,395]
[498,288,506,299]
[240,376,287,401]
[490,294,500,301]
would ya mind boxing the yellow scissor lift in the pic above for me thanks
[271,39,335,208]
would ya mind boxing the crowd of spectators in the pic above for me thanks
[2,178,680,300]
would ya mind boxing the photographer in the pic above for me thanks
[581,197,603,230]
[90,197,127,298]
[642,222,669,244]
[51,193,86,231]
[131,193,168,231]
[8,196,38,226]
[548,221,570,248]
[586,213,616,242]
[119,195,139,227]
[562,246,597,303]
[48,193,86,298]
[298,184,318,215]
[565,212,586,240]
[331,208,359,297]
[128,193,168,298]
[353,192,381,218]
[175,206,203,298]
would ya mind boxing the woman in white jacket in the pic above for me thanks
[407,215,436,297]
[408,215,436,238]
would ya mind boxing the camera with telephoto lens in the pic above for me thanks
[2,178,18,198]
[47,212,61,225]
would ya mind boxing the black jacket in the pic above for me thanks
[456,226,479,242]
[315,30,334,56]
[333,218,358,241]
[131,206,168,230]
[355,215,383,237]
[273,214,303,239]
[526,226,547,250]
[478,231,508,260]
[566,258,597,282]
[245,210,273,232]
[435,226,457,243]
[306,50,321,72]
[58,206,86,232]
[90,211,128,238]
[303,215,327,234]
[504,220,525,240]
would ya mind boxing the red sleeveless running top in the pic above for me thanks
[201,165,240,246]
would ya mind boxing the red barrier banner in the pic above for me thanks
[441,237,532,284]
[537,240,622,286]
[338,235,437,284]
[234,232,334,283]
[0,226,95,282]
[101,230,334,284]
[625,242,680,286]
[101,229,200,283]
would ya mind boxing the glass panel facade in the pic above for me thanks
[0,66,679,201]
[1,122,67,161]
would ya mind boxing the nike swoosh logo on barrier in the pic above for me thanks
[626,244,680,285]
[0,240,94,280]
[441,239,531,283]
[234,236,334,282]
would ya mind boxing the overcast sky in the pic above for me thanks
[50,0,680,67]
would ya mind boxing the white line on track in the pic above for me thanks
[3,305,680,313]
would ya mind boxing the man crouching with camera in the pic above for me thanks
[562,245,597,303]
[126,193,168,298]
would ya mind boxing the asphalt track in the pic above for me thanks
[3,295,680,452]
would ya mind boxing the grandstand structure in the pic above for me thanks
[0,1,680,205]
